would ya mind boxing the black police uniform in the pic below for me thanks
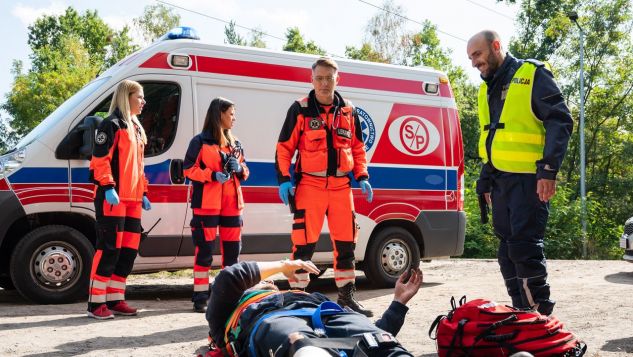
[476,54,573,315]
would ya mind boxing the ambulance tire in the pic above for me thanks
[364,227,420,288]
[10,225,95,304]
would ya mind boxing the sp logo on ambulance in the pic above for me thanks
[387,115,440,156]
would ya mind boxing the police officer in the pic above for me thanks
[467,30,573,315]
[275,57,374,316]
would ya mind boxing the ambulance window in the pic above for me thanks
[87,82,181,157]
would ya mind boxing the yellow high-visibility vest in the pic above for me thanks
[478,62,545,173]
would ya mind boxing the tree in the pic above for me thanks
[0,114,18,154]
[283,27,326,55]
[224,21,245,45]
[133,3,181,44]
[345,43,388,63]
[363,0,408,64]
[3,36,100,137]
[27,7,135,71]
[2,7,142,144]
[224,21,267,48]
[499,0,633,258]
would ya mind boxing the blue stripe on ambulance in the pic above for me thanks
[8,161,457,191]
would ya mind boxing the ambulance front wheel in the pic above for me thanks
[364,227,420,288]
[10,225,95,304]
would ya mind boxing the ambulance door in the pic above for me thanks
[131,75,193,264]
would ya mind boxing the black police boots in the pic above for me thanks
[337,282,373,317]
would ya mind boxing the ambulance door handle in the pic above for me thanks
[170,159,185,184]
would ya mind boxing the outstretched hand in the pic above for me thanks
[394,268,423,305]
[280,259,320,281]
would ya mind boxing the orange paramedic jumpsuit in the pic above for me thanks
[89,108,148,309]
[275,90,368,289]
[183,131,249,303]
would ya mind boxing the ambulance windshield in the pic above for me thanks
[15,76,111,150]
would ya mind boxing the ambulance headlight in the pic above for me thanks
[0,147,26,179]
[161,26,200,41]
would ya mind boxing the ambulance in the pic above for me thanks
[0,27,465,303]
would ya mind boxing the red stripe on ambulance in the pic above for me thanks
[140,52,451,97]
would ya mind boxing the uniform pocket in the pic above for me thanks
[303,129,327,151]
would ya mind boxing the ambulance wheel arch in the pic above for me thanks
[363,224,422,288]
[10,225,95,304]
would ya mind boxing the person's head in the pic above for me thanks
[109,79,147,144]
[311,57,339,105]
[466,30,505,79]
[202,97,236,147]
[244,280,279,294]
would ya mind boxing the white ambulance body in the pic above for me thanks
[0,28,465,303]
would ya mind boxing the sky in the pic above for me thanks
[0,0,519,118]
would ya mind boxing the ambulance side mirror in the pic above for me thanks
[170,159,185,184]
[78,116,104,159]
[55,116,103,160]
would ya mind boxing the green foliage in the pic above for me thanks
[224,21,246,46]
[133,3,181,44]
[27,7,136,71]
[3,36,100,137]
[463,162,498,258]
[0,115,18,154]
[224,21,267,48]
[2,6,143,144]
[345,43,388,63]
[283,27,325,55]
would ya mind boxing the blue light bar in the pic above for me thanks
[161,26,200,41]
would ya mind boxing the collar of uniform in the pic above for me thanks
[306,89,345,116]
[108,107,129,129]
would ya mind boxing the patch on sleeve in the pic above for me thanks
[95,131,108,145]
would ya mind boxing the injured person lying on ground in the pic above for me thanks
[204,259,422,357]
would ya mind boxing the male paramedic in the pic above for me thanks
[275,57,374,317]
[467,30,573,315]
[205,259,421,357]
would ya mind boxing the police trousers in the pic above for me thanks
[491,173,555,315]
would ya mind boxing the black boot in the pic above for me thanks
[337,282,373,317]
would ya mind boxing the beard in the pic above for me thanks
[484,50,501,77]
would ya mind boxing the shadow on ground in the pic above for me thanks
[22,325,207,357]
[601,336,633,354]
[604,271,633,285]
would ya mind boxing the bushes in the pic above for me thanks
[461,163,623,260]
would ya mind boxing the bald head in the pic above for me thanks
[467,30,505,78]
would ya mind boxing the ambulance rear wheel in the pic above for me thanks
[364,227,420,288]
[10,225,95,304]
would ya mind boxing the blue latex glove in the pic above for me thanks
[104,188,120,205]
[142,196,152,211]
[226,157,242,173]
[278,181,294,205]
[359,180,373,203]
[214,171,230,184]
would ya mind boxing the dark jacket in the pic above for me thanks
[206,262,409,355]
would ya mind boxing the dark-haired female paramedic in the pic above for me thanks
[183,97,249,312]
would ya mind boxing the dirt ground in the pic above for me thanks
[1,259,632,357]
